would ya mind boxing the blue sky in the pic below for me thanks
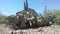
[0,0,60,16]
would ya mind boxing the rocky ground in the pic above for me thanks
[0,24,60,34]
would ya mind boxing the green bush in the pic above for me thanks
[54,19,60,25]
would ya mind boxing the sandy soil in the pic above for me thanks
[0,24,60,34]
